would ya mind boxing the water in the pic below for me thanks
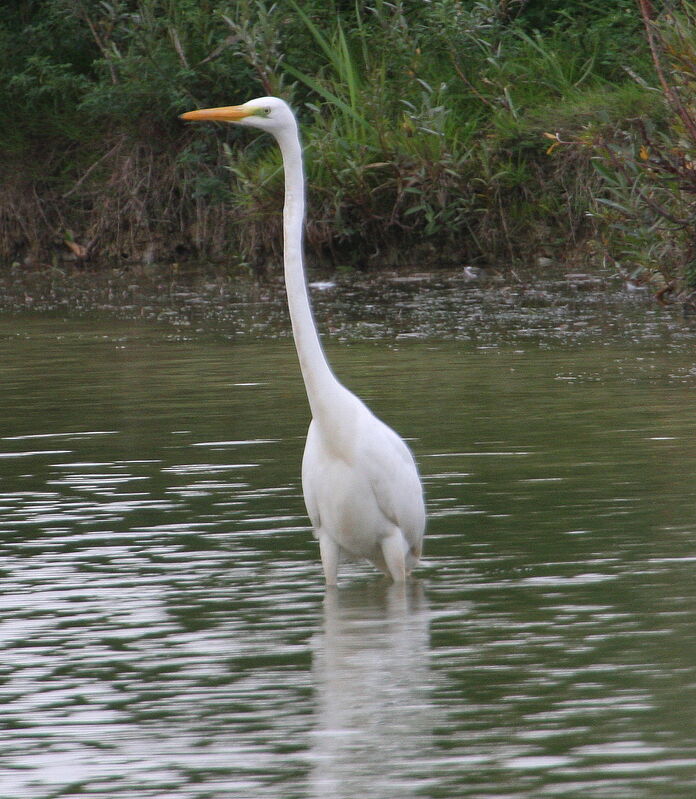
[1,278,696,799]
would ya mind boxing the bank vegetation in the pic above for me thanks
[1,0,695,301]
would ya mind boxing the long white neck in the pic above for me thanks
[276,124,346,425]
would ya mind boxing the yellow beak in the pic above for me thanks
[179,105,251,122]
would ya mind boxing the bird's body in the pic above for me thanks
[181,97,425,584]
[303,397,425,581]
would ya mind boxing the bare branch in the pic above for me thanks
[637,0,696,142]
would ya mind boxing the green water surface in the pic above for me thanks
[1,307,695,799]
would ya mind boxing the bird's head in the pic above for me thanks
[179,96,296,136]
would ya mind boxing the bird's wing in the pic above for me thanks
[360,417,425,545]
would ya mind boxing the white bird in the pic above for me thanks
[180,97,425,585]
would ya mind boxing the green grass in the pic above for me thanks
[1,0,675,279]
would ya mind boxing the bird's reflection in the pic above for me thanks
[309,581,435,798]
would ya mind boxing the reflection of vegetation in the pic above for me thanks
[0,0,671,279]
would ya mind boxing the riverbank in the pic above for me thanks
[2,2,695,297]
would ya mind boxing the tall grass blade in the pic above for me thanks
[283,63,371,133]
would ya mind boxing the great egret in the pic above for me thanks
[180,97,425,584]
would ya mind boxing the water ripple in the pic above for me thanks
[1,317,696,798]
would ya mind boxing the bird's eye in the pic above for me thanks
[264,107,271,116]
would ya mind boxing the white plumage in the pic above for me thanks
[181,97,426,584]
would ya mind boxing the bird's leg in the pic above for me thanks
[319,534,340,586]
[380,529,407,583]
